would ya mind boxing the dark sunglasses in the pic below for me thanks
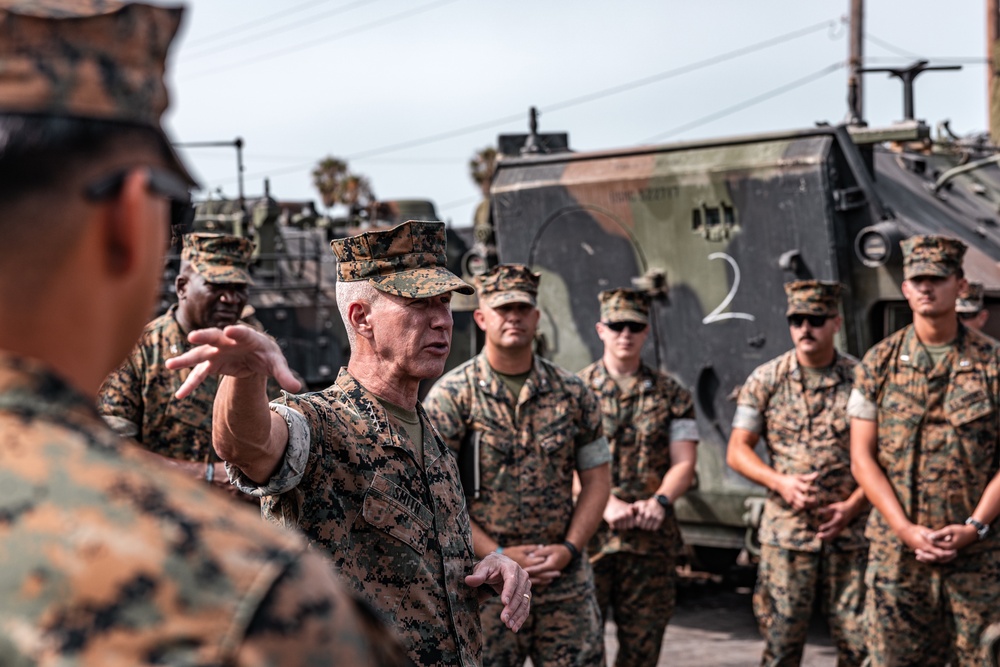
[604,321,647,334]
[958,311,982,321]
[787,314,829,328]
[85,167,195,245]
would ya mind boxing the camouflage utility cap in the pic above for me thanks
[476,264,540,308]
[901,235,967,280]
[331,220,473,298]
[957,282,985,314]
[784,280,841,317]
[182,233,254,285]
[599,288,650,324]
[0,0,195,184]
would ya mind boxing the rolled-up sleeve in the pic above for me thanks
[576,435,611,470]
[226,403,312,497]
[670,418,700,443]
[846,388,877,421]
[731,405,763,434]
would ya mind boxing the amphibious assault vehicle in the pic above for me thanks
[466,108,1000,570]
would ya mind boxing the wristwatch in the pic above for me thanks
[654,494,671,509]
[965,517,990,541]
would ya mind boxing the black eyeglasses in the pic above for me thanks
[604,321,647,334]
[787,314,829,328]
[85,167,194,245]
[958,311,982,321]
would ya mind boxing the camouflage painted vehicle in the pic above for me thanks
[471,119,1000,569]
[161,191,471,392]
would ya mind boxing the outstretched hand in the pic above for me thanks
[165,325,301,399]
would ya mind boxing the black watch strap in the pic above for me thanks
[966,517,990,540]
[655,494,671,508]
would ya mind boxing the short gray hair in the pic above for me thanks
[335,279,382,350]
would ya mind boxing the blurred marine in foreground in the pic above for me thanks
[0,2,403,664]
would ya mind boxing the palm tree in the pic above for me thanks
[311,156,376,222]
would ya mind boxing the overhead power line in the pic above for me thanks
[642,62,845,143]
[221,17,840,187]
[186,0,344,48]
[185,0,461,79]
[184,0,378,60]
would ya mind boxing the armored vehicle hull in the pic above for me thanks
[486,123,1000,566]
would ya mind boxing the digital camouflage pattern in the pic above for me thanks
[783,280,841,317]
[577,359,695,667]
[425,352,608,666]
[475,263,540,308]
[957,281,985,314]
[754,545,867,667]
[229,368,481,667]
[331,220,474,298]
[735,350,867,552]
[591,552,676,667]
[479,592,604,667]
[98,306,281,462]
[182,232,254,285]
[852,323,1000,664]
[0,0,194,182]
[863,549,1000,666]
[853,325,1000,553]
[736,349,868,667]
[900,234,967,280]
[0,353,403,666]
[598,288,650,324]
[579,360,693,556]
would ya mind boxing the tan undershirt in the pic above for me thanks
[377,397,424,468]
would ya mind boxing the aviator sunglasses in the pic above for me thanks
[85,167,195,245]
[603,321,648,334]
[787,314,830,328]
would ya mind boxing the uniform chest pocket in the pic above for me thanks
[362,474,433,553]
[766,413,803,437]
[538,417,576,454]
[946,386,994,427]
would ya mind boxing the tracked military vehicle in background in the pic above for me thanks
[466,102,1000,571]
[160,189,470,392]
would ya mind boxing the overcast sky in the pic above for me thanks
[165,0,988,227]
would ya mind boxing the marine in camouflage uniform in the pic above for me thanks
[728,281,868,667]
[170,221,533,667]
[849,236,1000,666]
[425,264,612,667]
[956,281,990,333]
[577,288,699,667]
[0,2,402,664]
[100,233,265,493]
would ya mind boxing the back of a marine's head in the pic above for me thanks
[0,3,403,665]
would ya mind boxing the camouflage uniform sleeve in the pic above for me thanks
[667,381,699,443]
[423,376,467,453]
[732,364,773,435]
[225,401,312,497]
[97,346,144,439]
[238,549,410,667]
[847,357,879,421]
[575,383,611,470]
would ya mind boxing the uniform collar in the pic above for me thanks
[897,324,969,372]
[474,352,552,403]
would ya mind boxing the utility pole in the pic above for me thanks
[847,0,864,125]
[989,0,1000,144]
